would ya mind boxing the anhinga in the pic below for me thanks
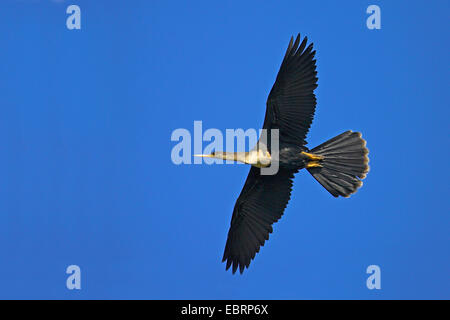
[195,34,370,274]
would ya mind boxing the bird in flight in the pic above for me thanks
[195,34,370,274]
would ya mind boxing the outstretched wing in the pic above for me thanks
[263,34,318,147]
[222,167,297,274]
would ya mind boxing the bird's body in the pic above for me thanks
[278,144,310,169]
[196,34,370,274]
[208,144,309,169]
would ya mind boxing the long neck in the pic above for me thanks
[217,152,248,164]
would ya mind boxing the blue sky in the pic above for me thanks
[0,0,449,299]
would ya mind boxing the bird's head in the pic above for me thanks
[194,151,245,162]
[194,151,225,159]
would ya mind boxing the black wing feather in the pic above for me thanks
[222,167,297,274]
[222,35,317,273]
[263,34,318,147]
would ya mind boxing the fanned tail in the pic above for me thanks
[307,131,369,197]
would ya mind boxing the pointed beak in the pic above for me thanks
[193,154,213,158]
